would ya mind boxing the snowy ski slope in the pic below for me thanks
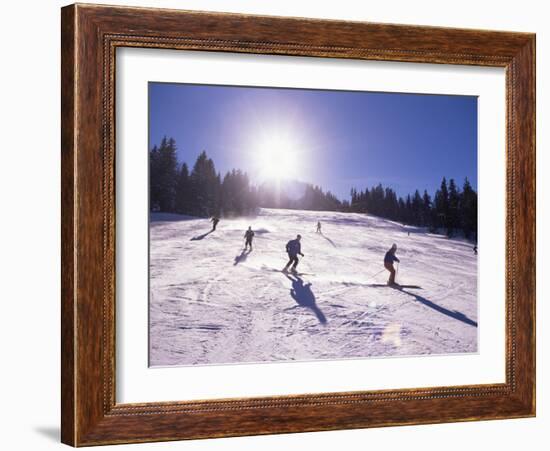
[149,208,478,366]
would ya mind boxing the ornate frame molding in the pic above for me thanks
[61,4,535,446]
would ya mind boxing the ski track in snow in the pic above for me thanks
[149,208,478,366]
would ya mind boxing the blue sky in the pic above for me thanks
[149,82,477,200]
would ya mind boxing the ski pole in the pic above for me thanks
[396,262,399,283]
[366,268,386,282]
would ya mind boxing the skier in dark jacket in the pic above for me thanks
[384,243,400,285]
[316,221,322,233]
[283,234,304,272]
[211,216,220,231]
[244,226,255,251]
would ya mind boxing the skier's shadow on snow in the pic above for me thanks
[320,232,336,247]
[399,288,478,328]
[234,248,251,266]
[285,274,327,324]
[190,230,213,241]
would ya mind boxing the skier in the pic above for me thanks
[473,245,478,255]
[384,243,400,286]
[283,234,304,273]
[211,216,220,231]
[316,221,322,233]
[244,226,255,251]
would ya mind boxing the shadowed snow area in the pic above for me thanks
[149,208,478,366]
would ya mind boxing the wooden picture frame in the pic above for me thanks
[61,3,535,446]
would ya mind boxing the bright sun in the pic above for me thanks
[255,132,299,181]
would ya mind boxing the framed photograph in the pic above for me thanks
[61,3,535,446]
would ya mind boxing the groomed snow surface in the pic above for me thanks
[149,208,478,367]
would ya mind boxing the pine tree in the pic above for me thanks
[448,178,461,236]
[149,136,178,212]
[363,188,370,214]
[350,188,358,211]
[174,162,190,214]
[220,169,257,216]
[384,188,398,220]
[422,190,433,229]
[149,144,160,211]
[411,190,423,225]
[461,178,478,239]
[188,151,219,217]
[398,197,406,223]
[434,177,449,232]
[371,184,384,216]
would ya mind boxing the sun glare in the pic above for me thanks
[255,131,300,181]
